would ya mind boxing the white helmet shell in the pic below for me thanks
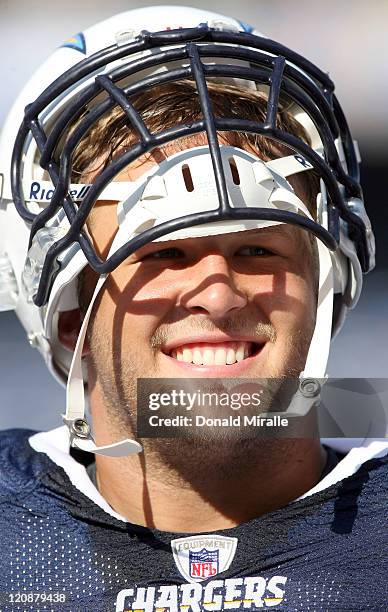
[0,4,373,396]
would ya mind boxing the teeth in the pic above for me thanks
[203,349,215,366]
[193,349,203,365]
[169,342,253,366]
[214,348,227,365]
[226,348,236,364]
[236,345,245,362]
[182,348,192,363]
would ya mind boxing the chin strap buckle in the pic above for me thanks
[62,415,142,457]
[299,378,322,399]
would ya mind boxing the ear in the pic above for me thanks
[58,309,90,356]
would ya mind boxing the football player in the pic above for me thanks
[0,6,386,611]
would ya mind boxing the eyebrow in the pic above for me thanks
[243,225,303,252]
[242,225,292,238]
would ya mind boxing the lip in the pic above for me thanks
[162,334,269,354]
[161,342,267,375]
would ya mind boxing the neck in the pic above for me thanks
[91,400,326,532]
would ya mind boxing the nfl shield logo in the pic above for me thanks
[189,548,219,579]
[171,534,238,583]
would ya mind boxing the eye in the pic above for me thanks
[236,246,274,256]
[144,247,184,260]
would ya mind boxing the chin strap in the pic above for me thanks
[280,238,333,418]
[255,238,333,420]
[63,268,143,456]
[62,210,150,455]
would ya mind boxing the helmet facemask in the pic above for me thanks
[2,23,375,454]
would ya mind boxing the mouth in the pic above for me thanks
[161,340,266,372]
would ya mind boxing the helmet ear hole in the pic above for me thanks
[229,158,240,185]
[58,309,90,355]
[182,164,194,192]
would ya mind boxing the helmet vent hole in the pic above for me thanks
[182,164,194,192]
[229,158,240,185]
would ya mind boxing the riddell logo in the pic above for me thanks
[28,181,91,202]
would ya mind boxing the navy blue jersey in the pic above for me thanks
[0,428,387,611]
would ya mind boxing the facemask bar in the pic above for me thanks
[10,26,373,308]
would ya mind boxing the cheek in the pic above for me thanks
[88,205,118,259]
[253,270,316,330]
[97,267,180,343]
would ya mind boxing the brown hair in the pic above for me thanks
[70,80,319,217]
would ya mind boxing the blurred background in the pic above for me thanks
[0,0,387,430]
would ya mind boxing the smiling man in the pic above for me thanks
[59,96,322,530]
[0,6,386,612]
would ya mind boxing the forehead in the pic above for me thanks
[90,132,262,183]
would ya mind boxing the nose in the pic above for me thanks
[181,254,248,320]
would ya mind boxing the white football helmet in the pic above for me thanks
[0,6,375,455]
